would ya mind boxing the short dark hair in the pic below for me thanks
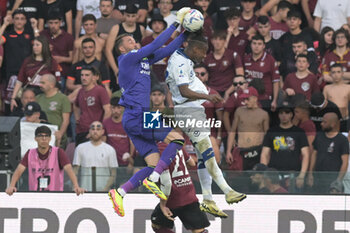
[277,0,292,11]
[114,34,131,56]
[110,97,121,106]
[12,9,26,18]
[194,63,207,70]
[330,63,344,71]
[292,37,306,45]
[224,7,241,19]
[35,126,51,137]
[47,11,62,21]
[295,101,311,115]
[287,10,302,19]
[82,37,96,46]
[333,28,350,47]
[125,4,138,14]
[296,54,309,63]
[251,34,265,43]
[100,0,113,3]
[82,14,97,23]
[211,30,226,40]
[257,16,269,25]
[187,34,208,50]
[81,65,99,75]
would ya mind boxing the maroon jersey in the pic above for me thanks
[202,87,224,137]
[254,17,288,40]
[204,49,243,92]
[283,73,320,101]
[243,52,280,100]
[103,118,131,166]
[17,57,62,84]
[158,142,198,209]
[239,15,257,32]
[298,119,316,137]
[75,85,110,134]
[141,35,172,82]
[226,31,249,58]
[321,49,350,75]
[40,29,74,77]
[203,15,214,42]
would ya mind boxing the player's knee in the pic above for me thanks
[165,130,184,144]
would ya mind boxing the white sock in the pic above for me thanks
[204,157,232,194]
[149,171,160,182]
[197,167,213,201]
[117,188,126,197]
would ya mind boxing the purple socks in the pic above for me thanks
[154,142,183,174]
[121,166,153,193]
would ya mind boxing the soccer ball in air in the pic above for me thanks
[182,9,204,32]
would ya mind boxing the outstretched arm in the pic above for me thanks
[148,32,187,65]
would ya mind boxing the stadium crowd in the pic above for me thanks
[1,0,350,196]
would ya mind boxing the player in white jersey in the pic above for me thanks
[166,34,246,217]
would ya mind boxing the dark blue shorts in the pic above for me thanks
[122,108,172,157]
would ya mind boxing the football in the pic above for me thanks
[182,9,204,32]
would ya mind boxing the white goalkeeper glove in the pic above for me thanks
[176,7,191,24]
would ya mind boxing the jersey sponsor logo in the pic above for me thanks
[208,63,216,67]
[107,133,127,138]
[246,69,263,79]
[273,136,295,151]
[20,7,37,12]
[245,63,252,66]
[140,62,150,75]
[87,96,95,106]
[179,63,184,67]
[301,82,310,92]
[173,176,192,187]
[49,101,58,111]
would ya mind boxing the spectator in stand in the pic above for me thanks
[36,74,71,148]
[7,0,44,31]
[264,168,288,193]
[226,87,269,170]
[308,112,349,193]
[321,29,350,83]
[141,14,171,83]
[10,88,36,117]
[67,38,110,93]
[206,0,240,30]
[255,16,282,63]
[316,27,334,64]
[73,121,118,192]
[73,14,105,63]
[105,4,146,79]
[204,30,244,99]
[247,1,292,40]
[151,0,180,37]
[40,13,74,88]
[113,0,148,24]
[310,92,342,132]
[323,63,350,133]
[194,0,213,42]
[96,0,121,40]
[294,101,316,155]
[5,125,85,195]
[73,66,111,146]
[301,0,318,28]
[244,35,280,112]
[239,0,257,33]
[74,0,101,39]
[249,163,269,193]
[260,102,309,189]
[171,0,194,13]
[103,97,135,167]
[21,101,48,123]
[283,54,320,101]
[224,7,249,58]
[279,10,314,74]
[222,75,249,137]
[41,0,73,35]
[0,11,38,111]
[313,0,350,33]
[10,36,61,110]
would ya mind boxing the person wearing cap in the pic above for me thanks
[323,63,350,134]
[105,4,146,79]
[73,121,118,191]
[73,14,106,64]
[96,0,121,40]
[226,86,269,170]
[261,101,310,190]
[250,163,269,193]
[6,125,85,195]
[103,97,135,167]
[22,101,48,123]
[310,92,342,132]
[308,112,349,193]
[142,14,171,83]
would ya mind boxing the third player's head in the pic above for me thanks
[184,34,208,64]
[194,63,209,83]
